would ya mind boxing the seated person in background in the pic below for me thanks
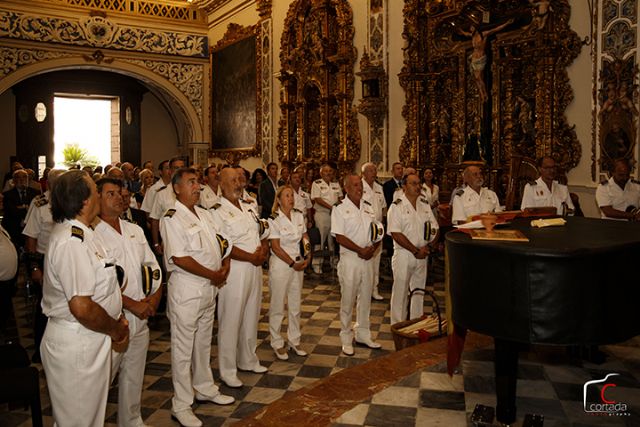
[520,156,574,215]
[595,158,640,220]
[451,165,501,224]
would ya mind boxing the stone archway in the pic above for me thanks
[0,55,204,142]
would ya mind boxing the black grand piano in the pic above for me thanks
[446,216,640,424]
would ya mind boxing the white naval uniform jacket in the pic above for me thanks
[387,193,439,254]
[451,186,502,224]
[520,177,573,215]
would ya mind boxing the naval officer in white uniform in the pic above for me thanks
[160,168,235,427]
[41,170,129,427]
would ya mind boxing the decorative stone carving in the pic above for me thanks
[0,10,208,58]
[123,58,205,120]
[0,46,71,79]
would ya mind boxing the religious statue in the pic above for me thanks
[529,0,552,31]
[457,19,514,103]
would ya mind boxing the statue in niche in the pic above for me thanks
[528,0,552,31]
[515,95,535,151]
[457,19,514,103]
[603,123,631,161]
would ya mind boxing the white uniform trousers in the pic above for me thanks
[337,251,374,345]
[372,245,382,295]
[41,318,112,427]
[217,260,261,381]
[110,312,149,427]
[390,250,427,325]
[312,211,333,268]
[167,276,219,412]
[268,256,303,350]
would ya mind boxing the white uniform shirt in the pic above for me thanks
[293,187,312,219]
[42,219,122,322]
[140,179,168,214]
[94,218,161,301]
[311,179,343,214]
[160,201,232,286]
[595,177,640,220]
[331,197,380,255]
[451,186,502,224]
[22,191,54,254]
[242,190,259,211]
[150,185,177,220]
[200,184,219,210]
[520,177,574,215]
[362,179,386,222]
[0,225,18,281]
[387,194,439,254]
[422,184,439,207]
[210,197,264,253]
[268,208,306,259]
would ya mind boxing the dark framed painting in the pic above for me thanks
[210,23,261,161]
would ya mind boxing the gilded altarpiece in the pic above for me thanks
[400,0,582,197]
[277,0,361,171]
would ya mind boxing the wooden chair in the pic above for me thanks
[504,155,538,211]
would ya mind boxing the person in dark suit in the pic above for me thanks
[382,162,404,207]
[258,162,279,219]
[2,169,39,249]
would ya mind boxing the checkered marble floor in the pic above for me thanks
[2,256,640,426]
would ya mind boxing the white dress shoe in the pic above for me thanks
[274,346,289,360]
[355,339,382,349]
[290,345,307,357]
[195,392,235,405]
[342,344,354,356]
[251,364,268,373]
[221,376,243,388]
[171,409,202,427]
[372,290,384,301]
[312,265,322,274]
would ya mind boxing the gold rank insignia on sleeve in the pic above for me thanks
[164,209,176,218]
[35,196,48,207]
[419,198,428,204]
[216,233,230,258]
[454,188,465,197]
[424,221,431,241]
[211,203,221,210]
[393,198,402,205]
[71,225,84,241]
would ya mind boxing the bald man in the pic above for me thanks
[331,175,384,356]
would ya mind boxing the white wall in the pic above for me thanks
[0,90,17,183]
[140,92,180,170]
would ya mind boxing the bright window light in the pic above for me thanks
[53,97,112,169]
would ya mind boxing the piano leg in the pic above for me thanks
[494,338,519,425]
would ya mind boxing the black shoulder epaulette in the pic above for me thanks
[71,225,84,241]
[35,196,48,207]
[393,198,402,205]
[363,200,371,206]
[248,191,257,198]
[315,179,323,184]
[211,203,221,210]
[419,198,428,204]
[164,209,176,218]
[454,188,465,197]
[292,207,302,213]
[631,179,640,185]
[600,178,609,185]
[158,185,167,191]
[269,212,279,219]
[241,198,252,204]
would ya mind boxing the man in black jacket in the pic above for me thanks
[258,162,279,218]
[382,162,404,207]
[2,169,39,249]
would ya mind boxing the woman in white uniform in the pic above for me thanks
[40,170,129,427]
[268,185,310,360]
[421,167,439,208]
